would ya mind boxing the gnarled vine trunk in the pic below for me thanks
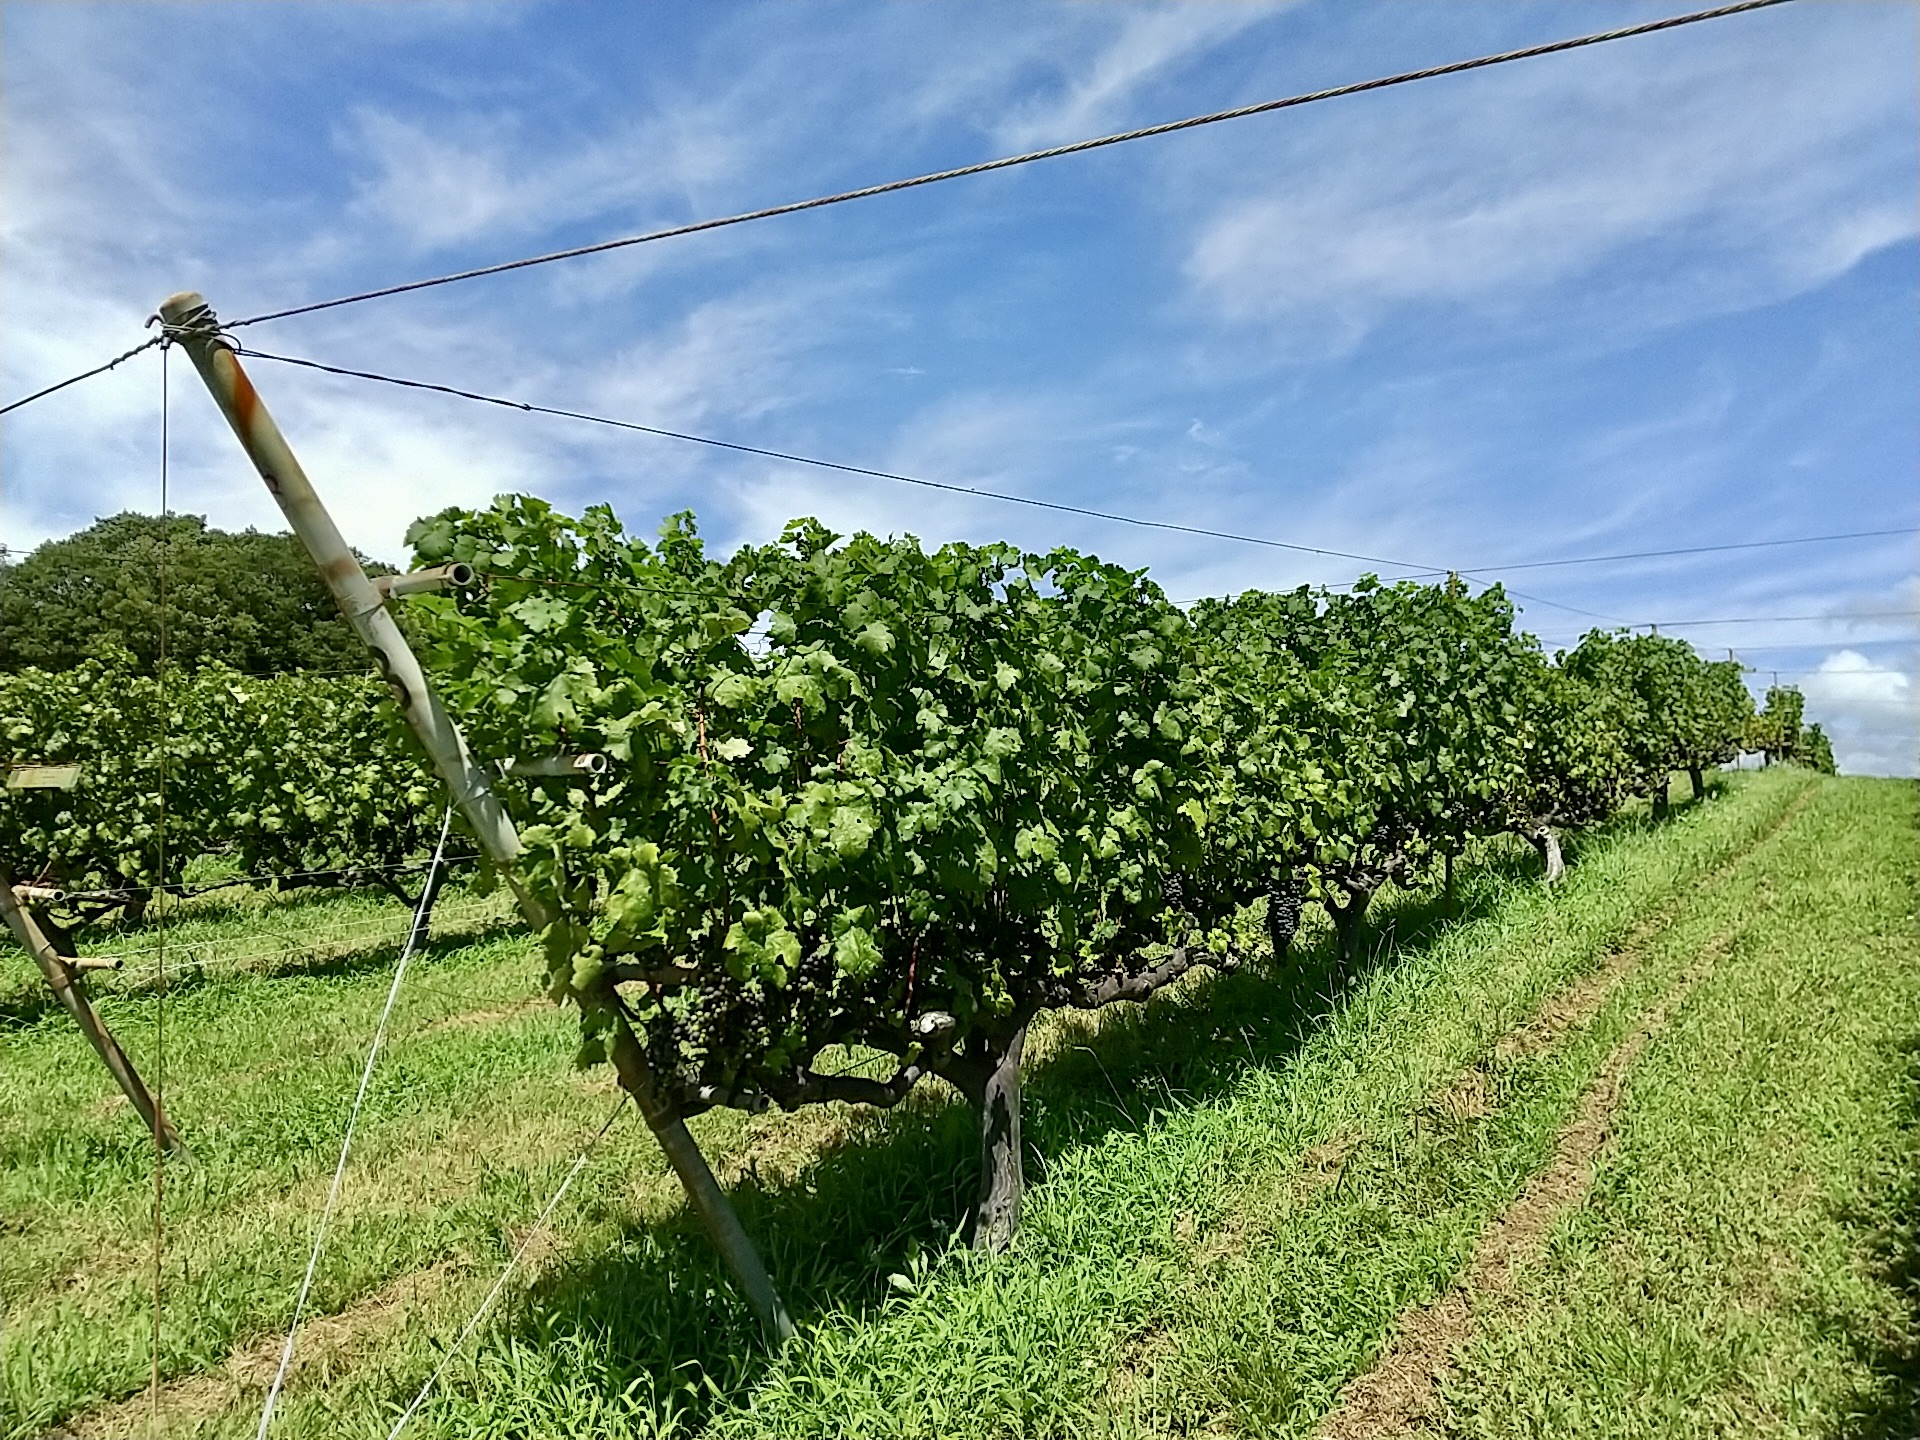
[1266,867,1302,960]
[1688,765,1705,801]
[1525,824,1565,886]
[936,1024,1029,1253]
[1327,885,1374,979]
[1652,782,1670,822]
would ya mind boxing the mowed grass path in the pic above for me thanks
[2,769,1912,1438]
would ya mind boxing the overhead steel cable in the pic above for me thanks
[46,340,1888,638]
[9,523,1907,586]
[1712,637,1920,654]
[49,853,480,906]
[1502,590,1632,624]
[219,0,1795,331]
[0,3,1801,417]
[221,347,1782,632]
[1403,526,1920,577]
[0,335,162,417]
[1763,664,1908,676]
[1642,609,1919,628]
[1532,616,1920,648]
[233,346,1451,573]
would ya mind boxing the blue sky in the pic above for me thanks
[2,0,1915,773]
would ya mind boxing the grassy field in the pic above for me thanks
[2,768,1913,1438]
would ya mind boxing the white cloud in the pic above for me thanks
[338,97,744,258]
[582,276,884,431]
[1181,11,1916,350]
[990,5,1286,151]
[1800,648,1919,778]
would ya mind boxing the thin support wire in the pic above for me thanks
[0,2,1797,423]
[0,335,161,416]
[254,806,455,1440]
[225,0,1796,330]
[150,341,171,1433]
[384,1096,631,1440]
[54,852,481,907]
[232,346,1446,576]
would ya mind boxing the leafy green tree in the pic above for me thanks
[1236,579,1533,969]
[0,512,386,673]
[1674,657,1753,797]
[1803,722,1837,774]
[1751,684,1806,765]
[408,495,1752,1291]
[1559,633,1753,817]
[1749,685,1833,771]
[1186,589,1362,961]
[1563,633,1672,818]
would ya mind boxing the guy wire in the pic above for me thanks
[150,337,171,1432]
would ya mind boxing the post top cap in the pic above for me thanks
[157,291,210,323]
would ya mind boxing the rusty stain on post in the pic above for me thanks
[154,292,529,891]
[156,293,795,1345]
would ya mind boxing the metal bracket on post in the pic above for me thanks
[155,292,794,1345]
[373,562,475,601]
[502,753,610,780]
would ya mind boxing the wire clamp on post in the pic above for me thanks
[147,298,232,355]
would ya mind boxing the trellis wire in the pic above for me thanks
[150,324,172,1430]
[0,1,1797,417]
[384,1096,631,1440]
[254,806,454,1439]
[225,0,1797,330]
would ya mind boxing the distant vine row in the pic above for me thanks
[400,497,1825,1249]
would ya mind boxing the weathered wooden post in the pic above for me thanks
[154,292,794,1342]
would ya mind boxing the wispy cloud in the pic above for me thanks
[338,97,744,258]
[1181,9,1915,350]
[989,4,1289,151]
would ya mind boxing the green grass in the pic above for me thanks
[1438,775,1920,1438]
[2,768,1912,1438]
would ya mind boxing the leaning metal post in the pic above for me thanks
[155,293,523,881]
[0,869,187,1156]
[155,292,795,1344]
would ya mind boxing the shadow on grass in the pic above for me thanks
[451,854,1538,1430]
[0,908,523,1029]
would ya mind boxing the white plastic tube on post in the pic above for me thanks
[154,293,794,1345]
